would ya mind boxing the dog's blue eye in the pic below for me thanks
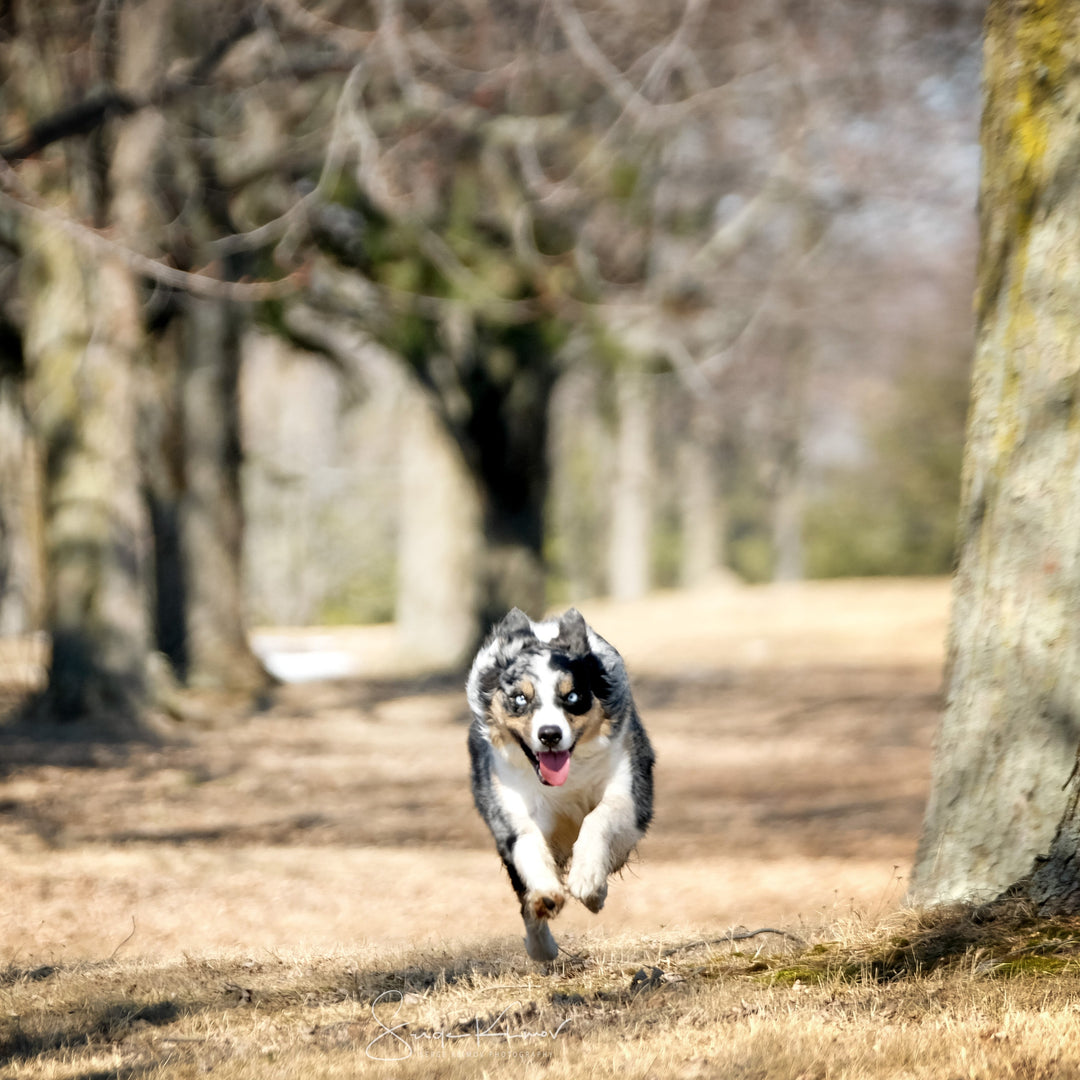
[565,691,579,705]
[512,693,527,708]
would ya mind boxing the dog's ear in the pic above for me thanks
[487,607,537,681]
[496,607,534,638]
[554,608,590,657]
[469,609,535,715]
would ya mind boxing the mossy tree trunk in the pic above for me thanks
[13,0,269,721]
[21,224,152,726]
[13,0,163,727]
[911,1,1080,905]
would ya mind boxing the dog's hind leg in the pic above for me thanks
[522,913,559,963]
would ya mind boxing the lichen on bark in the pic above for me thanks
[912,0,1080,905]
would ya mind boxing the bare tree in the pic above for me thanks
[1,1,278,722]
[0,0,985,710]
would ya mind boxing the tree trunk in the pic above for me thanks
[443,323,557,632]
[678,403,721,588]
[396,385,482,667]
[608,370,652,601]
[22,224,152,725]
[771,344,808,583]
[178,296,269,693]
[0,379,44,637]
[140,319,189,679]
[911,0,1080,904]
[1027,749,1080,916]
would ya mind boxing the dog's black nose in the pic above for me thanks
[538,725,563,748]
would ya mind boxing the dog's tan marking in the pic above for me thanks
[486,679,536,750]
[527,889,565,921]
[548,812,587,867]
[567,700,613,745]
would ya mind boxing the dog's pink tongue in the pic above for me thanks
[538,750,571,786]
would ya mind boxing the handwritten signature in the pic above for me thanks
[366,989,572,1060]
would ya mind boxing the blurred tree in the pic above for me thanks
[0,0,986,711]
[10,3,155,728]
[607,367,653,601]
[911,0,1080,911]
[677,400,722,587]
[1,1,275,725]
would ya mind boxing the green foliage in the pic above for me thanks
[991,956,1069,978]
[609,158,641,202]
[804,355,970,578]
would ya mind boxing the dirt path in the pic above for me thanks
[0,578,949,964]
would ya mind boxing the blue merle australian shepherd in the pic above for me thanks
[467,607,654,962]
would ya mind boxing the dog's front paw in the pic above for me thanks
[568,865,608,913]
[526,889,566,921]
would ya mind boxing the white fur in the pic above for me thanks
[566,750,640,908]
[493,718,642,912]
[528,662,573,750]
[529,618,560,643]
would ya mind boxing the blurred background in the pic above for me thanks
[0,0,989,969]
[0,0,982,695]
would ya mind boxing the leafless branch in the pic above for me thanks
[271,0,374,50]
[206,61,365,258]
[0,158,302,301]
[1,5,267,161]
[548,0,656,125]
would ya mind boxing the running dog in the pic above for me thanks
[467,607,654,962]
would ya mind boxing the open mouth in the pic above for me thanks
[513,734,574,787]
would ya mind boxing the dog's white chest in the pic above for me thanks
[493,736,625,851]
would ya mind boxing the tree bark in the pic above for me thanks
[396,386,482,667]
[1027,750,1080,916]
[608,369,652,601]
[678,402,722,588]
[21,223,152,724]
[178,295,269,693]
[771,343,809,583]
[421,320,558,633]
[911,0,1080,904]
[0,378,44,637]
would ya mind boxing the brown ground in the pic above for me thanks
[0,577,949,966]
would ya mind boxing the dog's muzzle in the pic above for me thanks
[512,731,574,786]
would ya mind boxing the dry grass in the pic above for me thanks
[6,576,1078,1077]
[7,914,1080,1079]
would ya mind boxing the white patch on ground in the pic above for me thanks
[251,634,360,683]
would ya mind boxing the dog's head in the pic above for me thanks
[467,607,615,787]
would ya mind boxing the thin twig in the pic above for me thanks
[206,60,365,257]
[1,5,265,161]
[0,157,302,300]
[108,916,138,960]
[661,928,806,958]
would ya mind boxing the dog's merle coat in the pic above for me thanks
[467,607,654,961]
